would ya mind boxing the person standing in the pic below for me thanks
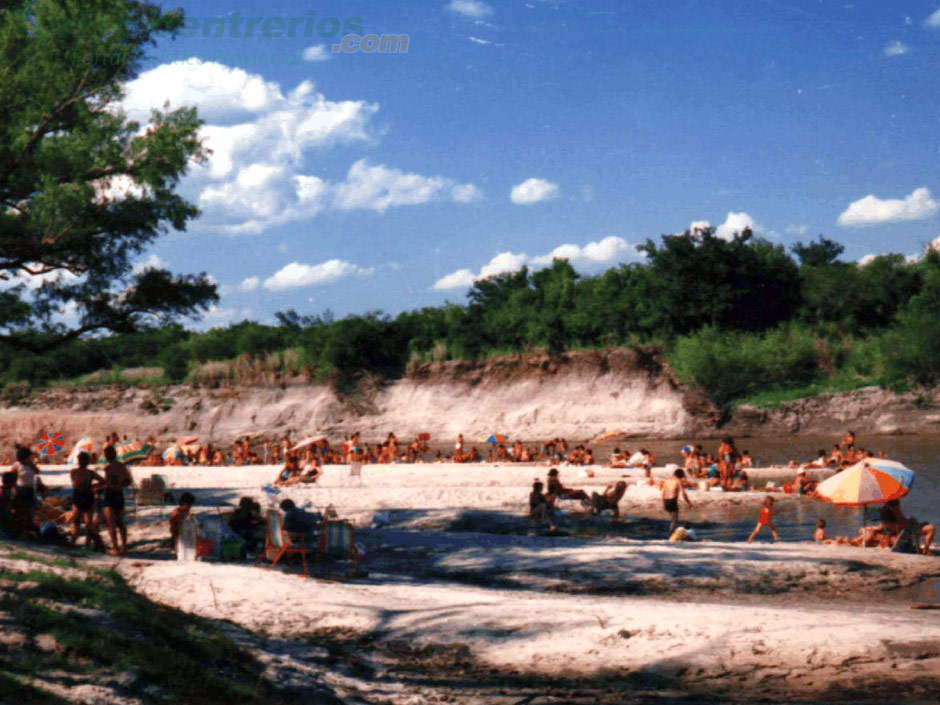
[11,446,39,532]
[101,445,133,555]
[747,496,781,543]
[661,467,692,535]
[69,452,105,551]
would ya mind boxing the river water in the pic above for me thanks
[592,434,940,544]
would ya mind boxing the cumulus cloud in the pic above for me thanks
[263,260,375,291]
[122,62,479,235]
[333,160,474,213]
[238,276,260,292]
[688,220,711,234]
[714,212,762,240]
[447,0,493,19]
[302,45,330,62]
[510,177,560,205]
[530,236,640,266]
[433,269,476,290]
[837,187,938,227]
[925,7,940,27]
[434,236,641,290]
[884,41,909,57]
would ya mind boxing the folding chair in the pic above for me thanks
[254,509,311,576]
[317,519,360,577]
[349,460,363,486]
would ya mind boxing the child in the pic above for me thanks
[747,496,780,543]
[528,479,556,532]
[168,492,195,548]
[814,518,827,543]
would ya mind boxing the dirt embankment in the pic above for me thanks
[0,348,938,444]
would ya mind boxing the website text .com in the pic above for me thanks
[333,33,409,54]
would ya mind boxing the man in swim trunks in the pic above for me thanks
[70,452,105,551]
[101,445,133,555]
[661,468,692,535]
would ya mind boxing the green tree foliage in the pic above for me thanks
[0,231,936,405]
[0,0,216,350]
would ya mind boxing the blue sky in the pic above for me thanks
[120,0,940,326]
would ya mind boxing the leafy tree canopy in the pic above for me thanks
[0,0,216,350]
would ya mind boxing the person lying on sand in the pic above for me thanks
[590,481,627,518]
[528,479,557,532]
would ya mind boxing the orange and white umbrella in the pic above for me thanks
[816,459,915,506]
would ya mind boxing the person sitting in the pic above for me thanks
[229,496,264,546]
[607,448,627,468]
[731,470,749,492]
[814,518,827,543]
[279,499,321,536]
[528,479,556,531]
[801,450,829,469]
[546,468,590,505]
[739,450,754,469]
[298,456,322,484]
[794,469,818,496]
[590,481,627,518]
[274,455,302,487]
[879,499,935,555]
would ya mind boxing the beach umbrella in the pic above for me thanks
[477,433,508,444]
[816,459,915,506]
[291,435,320,452]
[681,445,694,453]
[592,430,626,443]
[66,436,94,465]
[112,440,154,464]
[163,445,184,461]
[37,432,66,456]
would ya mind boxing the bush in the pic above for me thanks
[669,325,820,406]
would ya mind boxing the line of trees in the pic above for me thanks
[2,229,940,406]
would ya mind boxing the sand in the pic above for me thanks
[26,462,940,702]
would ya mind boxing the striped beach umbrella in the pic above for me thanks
[816,459,915,506]
[163,445,184,461]
[66,436,94,465]
[37,432,66,456]
[478,433,509,444]
[110,440,154,464]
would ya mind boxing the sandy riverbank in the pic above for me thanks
[16,462,937,703]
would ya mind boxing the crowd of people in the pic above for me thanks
[1,427,935,556]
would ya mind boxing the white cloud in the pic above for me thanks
[447,0,493,19]
[263,260,375,291]
[432,269,476,290]
[468,36,492,45]
[510,177,560,205]
[884,41,909,57]
[302,45,330,62]
[857,253,883,267]
[531,236,640,266]
[688,220,711,234]
[925,7,940,27]
[132,254,168,274]
[434,237,642,290]
[91,174,148,204]
[714,212,762,240]
[451,183,483,203]
[837,187,938,227]
[238,276,260,292]
[122,62,481,235]
[785,223,809,236]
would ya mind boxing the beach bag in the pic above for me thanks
[220,537,245,562]
[195,537,213,558]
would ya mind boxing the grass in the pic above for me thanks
[0,550,304,705]
[729,374,883,409]
[47,368,173,389]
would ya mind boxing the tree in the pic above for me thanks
[790,236,844,267]
[0,0,216,351]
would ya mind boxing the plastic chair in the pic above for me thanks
[254,510,311,576]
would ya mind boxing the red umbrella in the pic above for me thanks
[37,432,66,456]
